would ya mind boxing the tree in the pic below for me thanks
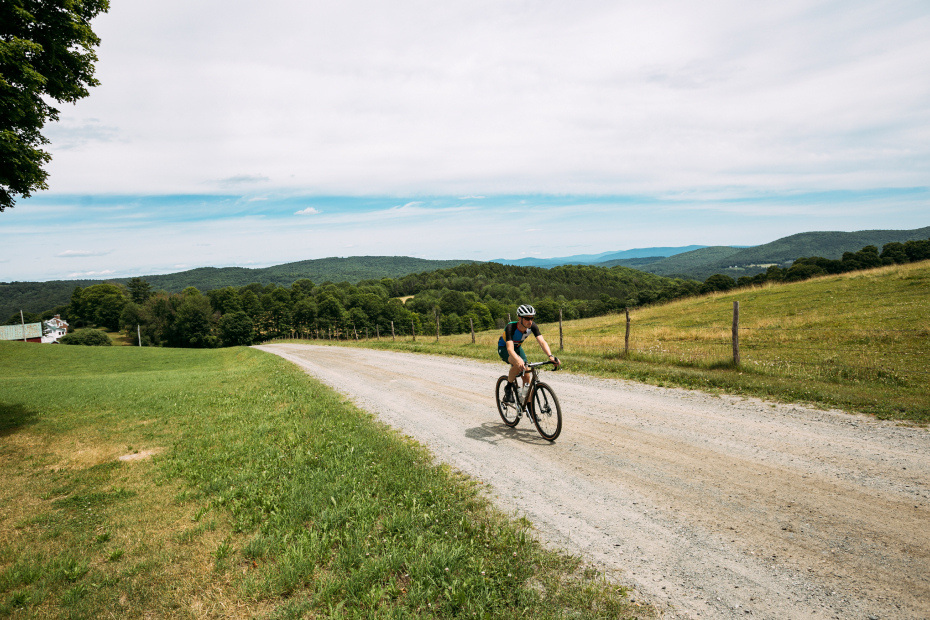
[60,327,111,346]
[317,294,347,335]
[174,293,216,347]
[1,0,110,210]
[70,282,126,330]
[119,301,144,338]
[292,298,317,331]
[701,274,736,294]
[207,287,242,314]
[5,310,40,325]
[127,277,153,304]
[140,293,177,346]
[219,311,254,347]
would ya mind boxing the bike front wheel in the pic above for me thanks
[495,375,520,427]
[530,382,562,441]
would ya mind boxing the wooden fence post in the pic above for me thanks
[391,321,395,341]
[470,317,475,344]
[558,307,564,352]
[732,301,740,366]
[625,307,631,356]
[435,309,440,342]
[411,320,416,342]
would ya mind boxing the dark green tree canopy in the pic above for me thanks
[1,0,109,211]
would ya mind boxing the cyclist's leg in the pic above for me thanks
[509,347,529,385]
[498,346,518,402]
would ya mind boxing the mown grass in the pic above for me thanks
[295,261,929,423]
[0,342,650,619]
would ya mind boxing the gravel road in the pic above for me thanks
[256,344,930,619]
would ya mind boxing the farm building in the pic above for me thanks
[43,315,69,343]
[0,322,43,343]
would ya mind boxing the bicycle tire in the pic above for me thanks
[529,382,562,441]
[495,375,520,427]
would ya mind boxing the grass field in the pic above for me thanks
[0,342,649,619]
[297,261,929,423]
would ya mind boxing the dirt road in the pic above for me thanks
[256,344,930,619]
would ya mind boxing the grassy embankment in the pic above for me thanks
[0,343,650,619]
[301,261,929,423]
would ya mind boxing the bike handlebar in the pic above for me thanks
[526,359,560,370]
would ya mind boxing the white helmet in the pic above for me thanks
[516,304,536,317]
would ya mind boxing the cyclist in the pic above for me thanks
[498,304,559,403]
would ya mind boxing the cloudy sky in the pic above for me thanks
[2,0,929,281]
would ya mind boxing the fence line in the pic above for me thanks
[266,303,924,382]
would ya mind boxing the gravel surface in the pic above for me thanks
[257,344,930,619]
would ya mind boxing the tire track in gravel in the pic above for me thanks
[256,344,930,619]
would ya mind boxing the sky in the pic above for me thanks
[2,0,929,282]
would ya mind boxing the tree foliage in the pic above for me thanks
[1,0,110,210]
[13,237,930,349]
[60,327,110,346]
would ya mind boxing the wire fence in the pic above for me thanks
[263,304,927,386]
[603,302,928,384]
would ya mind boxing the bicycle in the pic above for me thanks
[495,360,562,441]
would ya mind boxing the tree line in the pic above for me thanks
[699,238,930,293]
[8,264,696,347]
[8,238,927,347]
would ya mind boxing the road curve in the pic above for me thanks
[256,344,930,619]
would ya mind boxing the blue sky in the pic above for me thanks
[2,0,929,282]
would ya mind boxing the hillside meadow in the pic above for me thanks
[299,261,929,423]
[0,343,648,619]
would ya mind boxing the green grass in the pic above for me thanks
[292,261,930,423]
[0,342,649,619]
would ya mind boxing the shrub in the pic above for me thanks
[60,328,112,346]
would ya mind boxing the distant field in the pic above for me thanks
[298,261,930,422]
[0,343,646,618]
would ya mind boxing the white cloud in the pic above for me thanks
[68,270,116,278]
[57,250,112,258]
[4,0,929,282]
[214,174,270,187]
[40,0,930,197]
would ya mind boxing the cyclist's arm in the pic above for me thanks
[505,339,526,369]
[536,335,557,362]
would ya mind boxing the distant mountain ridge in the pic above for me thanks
[0,256,475,320]
[491,246,708,268]
[3,226,928,319]
[627,226,930,280]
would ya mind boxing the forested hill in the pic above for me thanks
[611,226,930,280]
[139,256,475,291]
[379,262,697,312]
[0,256,474,319]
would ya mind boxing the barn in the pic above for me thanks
[0,322,43,343]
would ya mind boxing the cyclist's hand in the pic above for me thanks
[549,356,561,369]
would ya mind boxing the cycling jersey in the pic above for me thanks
[498,321,541,349]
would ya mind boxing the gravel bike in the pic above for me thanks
[495,360,562,441]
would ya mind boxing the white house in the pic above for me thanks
[42,315,69,343]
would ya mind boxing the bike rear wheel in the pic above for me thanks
[495,375,520,427]
[530,382,562,441]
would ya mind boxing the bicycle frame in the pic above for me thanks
[496,360,562,441]
[516,360,553,405]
